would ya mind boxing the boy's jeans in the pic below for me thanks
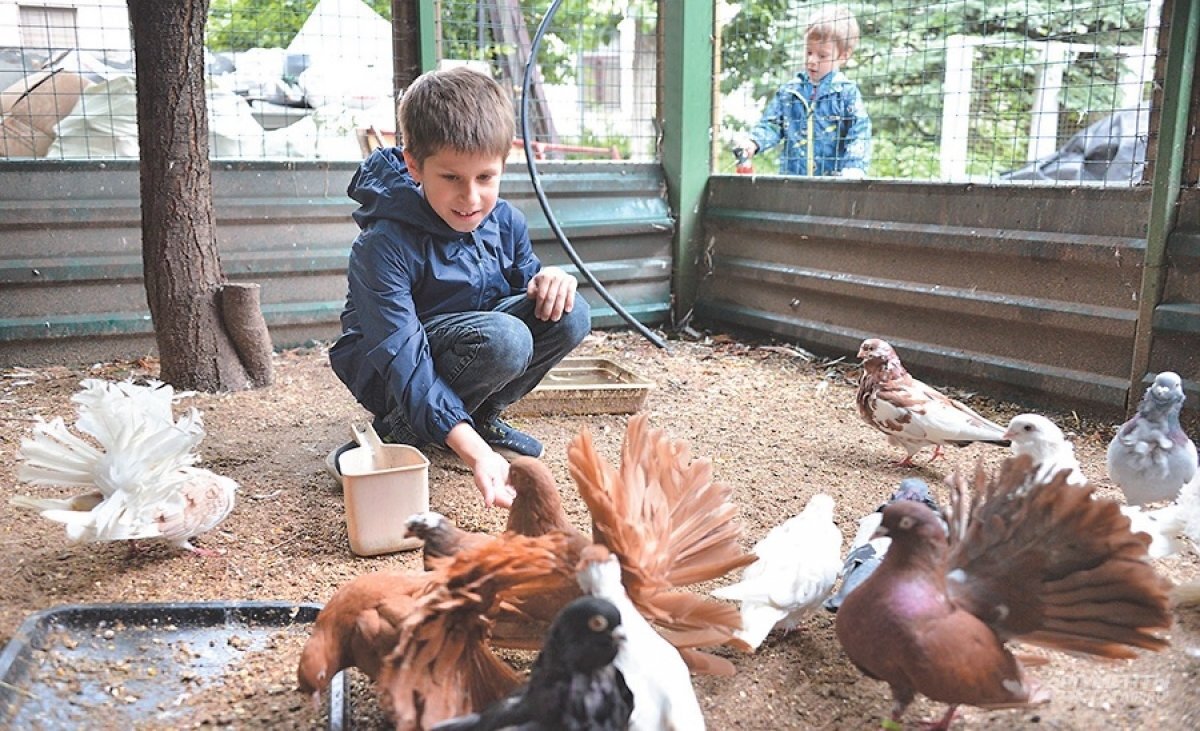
[381,293,591,442]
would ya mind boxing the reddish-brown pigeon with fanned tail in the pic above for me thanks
[835,455,1172,730]
[855,338,1009,466]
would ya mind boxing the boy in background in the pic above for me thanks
[328,66,590,509]
[733,5,871,177]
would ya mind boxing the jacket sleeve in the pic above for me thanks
[350,224,471,444]
[504,206,541,293]
[839,83,871,172]
[749,88,788,155]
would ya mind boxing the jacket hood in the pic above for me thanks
[347,147,459,237]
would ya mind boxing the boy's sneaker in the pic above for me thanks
[477,415,543,458]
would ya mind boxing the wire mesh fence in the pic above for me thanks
[0,0,1168,185]
[436,0,658,163]
[0,0,659,164]
[717,0,1162,186]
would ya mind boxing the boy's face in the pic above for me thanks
[805,37,847,84]
[403,147,504,233]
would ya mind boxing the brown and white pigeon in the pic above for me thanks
[855,338,1009,466]
[10,378,237,555]
[835,455,1172,730]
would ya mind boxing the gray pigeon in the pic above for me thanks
[824,478,941,612]
[1107,372,1198,506]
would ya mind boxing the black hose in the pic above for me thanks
[520,0,669,349]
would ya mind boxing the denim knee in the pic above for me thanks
[478,314,534,381]
[557,294,592,347]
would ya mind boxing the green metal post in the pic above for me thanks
[660,0,714,324]
[417,0,437,72]
[1128,0,1200,407]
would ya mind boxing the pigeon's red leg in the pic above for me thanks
[925,445,946,463]
[919,705,958,730]
[126,540,148,557]
[889,455,918,468]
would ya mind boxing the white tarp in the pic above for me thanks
[287,0,392,110]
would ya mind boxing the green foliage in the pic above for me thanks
[206,0,392,52]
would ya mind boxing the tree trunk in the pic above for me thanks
[127,0,273,391]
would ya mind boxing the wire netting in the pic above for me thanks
[436,0,658,163]
[0,0,1168,183]
[0,0,659,163]
[717,0,1162,186]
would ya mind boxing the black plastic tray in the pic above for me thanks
[0,601,346,729]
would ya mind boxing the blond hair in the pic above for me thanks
[398,66,514,164]
[807,6,860,58]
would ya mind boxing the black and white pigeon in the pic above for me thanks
[1107,371,1198,506]
[824,477,941,612]
[431,596,633,731]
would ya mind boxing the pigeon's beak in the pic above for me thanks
[1002,428,1015,440]
[871,525,890,540]
[612,625,627,645]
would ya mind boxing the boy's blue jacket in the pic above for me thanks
[330,147,541,443]
[749,69,870,176]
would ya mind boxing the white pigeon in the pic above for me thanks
[1004,413,1088,486]
[855,339,1009,466]
[1107,371,1198,506]
[1003,411,1195,558]
[711,493,842,650]
[576,544,706,731]
[10,378,237,555]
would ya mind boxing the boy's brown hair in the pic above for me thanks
[398,66,515,164]
[806,6,860,58]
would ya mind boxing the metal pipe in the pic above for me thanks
[519,0,669,349]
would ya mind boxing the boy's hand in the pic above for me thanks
[527,266,578,322]
[473,451,515,508]
[446,422,515,509]
[731,134,758,161]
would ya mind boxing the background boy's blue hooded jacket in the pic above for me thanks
[330,147,541,443]
[749,69,871,176]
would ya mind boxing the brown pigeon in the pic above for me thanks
[403,511,493,570]
[835,455,1172,729]
[855,338,1009,466]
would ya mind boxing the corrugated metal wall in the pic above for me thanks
[0,160,673,366]
[696,176,1164,416]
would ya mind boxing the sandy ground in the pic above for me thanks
[1,329,1197,729]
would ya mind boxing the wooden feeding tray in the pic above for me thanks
[508,356,654,416]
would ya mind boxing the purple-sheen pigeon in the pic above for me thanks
[1107,371,1198,506]
[855,339,1009,466]
[835,456,1171,730]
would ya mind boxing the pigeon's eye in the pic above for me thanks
[1023,425,1034,432]
[588,614,610,632]
[898,516,915,530]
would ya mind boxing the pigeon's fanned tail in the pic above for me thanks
[377,532,575,730]
[568,414,757,672]
[947,456,1172,658]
